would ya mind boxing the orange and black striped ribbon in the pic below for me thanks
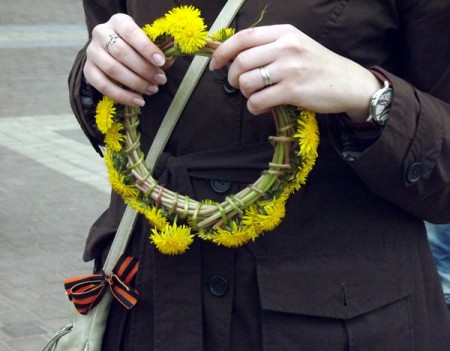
[64,255,139,315]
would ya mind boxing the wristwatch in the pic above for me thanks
[367,71,393,126]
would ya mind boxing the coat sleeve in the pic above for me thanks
[67,0,125,156]
[344,2,450,223]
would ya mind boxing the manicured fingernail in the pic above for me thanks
[132,97,145,107]
[153,73,167,85]
[209,57,216,71]
[152,53,165,66]
[145,85,159,95]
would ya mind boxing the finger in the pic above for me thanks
[246,84,288,116]
[227,43,278,88]
[237,65,278,98]
[110,14,166,67]
[104,33,167,86]
[87,41,159,96]
[84,60,150,107]
[210,26,281,70]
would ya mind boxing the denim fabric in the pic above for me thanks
[426,222,450,307]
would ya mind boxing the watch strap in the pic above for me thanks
[367,69,392,125]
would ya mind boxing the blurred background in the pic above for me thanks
[0,1,111,350]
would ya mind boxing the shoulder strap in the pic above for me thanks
[103,0,246,273]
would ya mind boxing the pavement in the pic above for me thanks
[0,1,111,350]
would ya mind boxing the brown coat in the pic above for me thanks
[69,0,450,350]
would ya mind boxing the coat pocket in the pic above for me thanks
[256,248,414,351]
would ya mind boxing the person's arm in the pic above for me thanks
[210,3,450,223]
[68,1,123,154]
[69,44,104,155]
[341,2,450,223]
[68,1,168,155]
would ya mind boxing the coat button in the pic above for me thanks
[208,275,229,297]
[210,179,232,193]
[406,162,423,183]
[223,80,238,94]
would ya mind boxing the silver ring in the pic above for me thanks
[105,33,120,54]
[259,66,272,87]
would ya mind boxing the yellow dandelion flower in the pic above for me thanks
[197,230,215,241]
[294,111,319,159]
[110,174,139,199]
[296,156,317,185]
[107,166,124,193]
[301,109,316,120]
[176,29,208,54]
[103,149,115,172]
[104,154,139,199]
[142,17,170,41]
[104,122,125,152]
[278,189,291,203]
[165,6,202,30]
[259,197,286,231]
[241,206,266,240]
[241,204,261,229]
[150,223,194,255]
[285,174,301,193]
[212,222,251,248]
[125,197,168,230]
[95,96,116,134]
[125,197,149,215]
[247,226,264,242]
[164,5,207,54]
[210,28,235,42]
[144,207,168,231]
[173,18,207,54]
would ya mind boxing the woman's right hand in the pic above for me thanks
[84,14,170,107]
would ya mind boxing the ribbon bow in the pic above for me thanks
[64,255,139,315]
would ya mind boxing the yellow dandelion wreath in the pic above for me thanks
[94,6,320,255]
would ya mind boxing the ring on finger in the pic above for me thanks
[259,66,272,87]
[105,33,120,54]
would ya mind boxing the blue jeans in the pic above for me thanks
[425,222,450,309]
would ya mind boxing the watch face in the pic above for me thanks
[372,87,393,125]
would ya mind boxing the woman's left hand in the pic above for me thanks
[210,25,381,121]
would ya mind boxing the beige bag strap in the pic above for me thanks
[103,0,246,273]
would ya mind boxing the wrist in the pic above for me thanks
[345,69,383,122]
[342,68,392,130]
